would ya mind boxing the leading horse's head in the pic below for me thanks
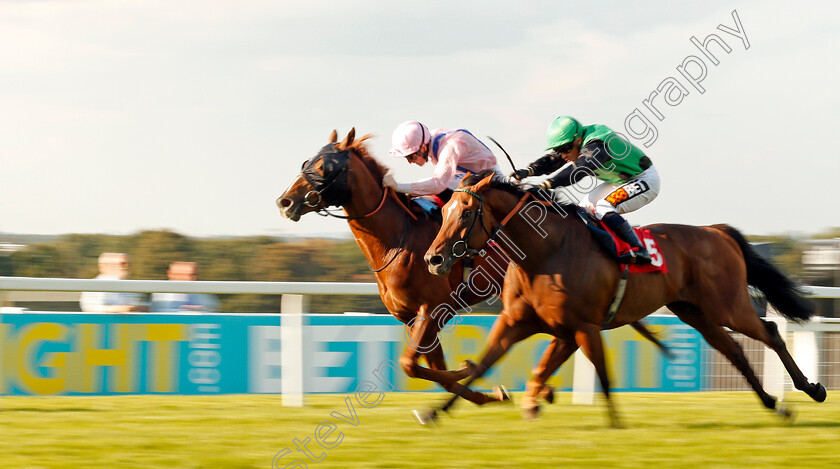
[424,170,501,275]
[276,128,380,221]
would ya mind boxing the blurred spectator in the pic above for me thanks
[80,253,147,313]
[151,261,220,312]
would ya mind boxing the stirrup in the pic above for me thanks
[618,249,651,265]
[630,249,652,265]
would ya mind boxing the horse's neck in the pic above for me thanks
[345,194,417,267]
[496,199,583,271]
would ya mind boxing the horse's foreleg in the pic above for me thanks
[576,324,621,428]
[521,335,578,419]
[414,313,536,425]
[423,343,500,406]
[399,310,489,393]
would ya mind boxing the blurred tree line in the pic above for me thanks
[3,227,837,314]
[5,231,388,314]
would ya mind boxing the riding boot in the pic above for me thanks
[601,212,652,265]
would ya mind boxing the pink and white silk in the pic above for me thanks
[407,129,500,195]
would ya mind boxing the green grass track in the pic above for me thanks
[0,391,837,468]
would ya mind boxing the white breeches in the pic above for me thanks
[579,166,660,220]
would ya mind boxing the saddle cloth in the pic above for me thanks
[411,196,445,222]
[576,209,667,273]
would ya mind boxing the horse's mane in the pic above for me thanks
[343,135,413,206]
[460,170,578,215]
[343,135,386,181]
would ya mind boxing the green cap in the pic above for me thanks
[545,116,582,151]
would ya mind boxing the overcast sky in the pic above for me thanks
[1,0,838,238]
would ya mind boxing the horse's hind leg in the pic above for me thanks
[669,302,787,417]
[630,321,673,359]
[575,324,621,428]
[737,317,826,403]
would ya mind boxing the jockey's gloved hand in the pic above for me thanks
[509,168,532,181]
[502,176,520,186]
[521,184,545,196]
[382,172,398,190]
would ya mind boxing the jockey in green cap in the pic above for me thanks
[512,116,660,265]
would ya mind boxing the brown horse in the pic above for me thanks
[276,129,668,410]
[421,171,825,426]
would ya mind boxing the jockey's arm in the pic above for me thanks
[400,142,461,195]
[526,153,565,177]
[542,141,612,189]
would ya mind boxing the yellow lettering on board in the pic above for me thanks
[633,326,662,388]
[79,324,139,393]
[16,323,69,395]
[0,324,13,394]
[603,329,624,388]
[145,324,187,393]
[440,324,488,387]
[492,335,551,389]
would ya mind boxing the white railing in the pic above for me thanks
[0,276,380,296]
[1,276,836,298]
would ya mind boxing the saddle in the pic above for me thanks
[575,208,667,274]
[410,196,445,223]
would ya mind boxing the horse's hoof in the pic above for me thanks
[539,385,555,405]
[494,385,513,404]
[608,408,623,429]
[775,403,796,421]
[412,409,438,427]
[811,383,827,403]
[521,405,540,421]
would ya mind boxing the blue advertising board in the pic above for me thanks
[0,312,704,396]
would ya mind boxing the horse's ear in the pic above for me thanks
[340,128,356,148]
[472,172,496,193]
[328,130,338,144]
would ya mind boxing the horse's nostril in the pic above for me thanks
[429,255,444,267]
[279,198,292,208]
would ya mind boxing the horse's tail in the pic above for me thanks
[714,224,814,322]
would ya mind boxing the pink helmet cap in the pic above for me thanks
[388,121,430,157]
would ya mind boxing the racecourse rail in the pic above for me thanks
[0,277,839,405]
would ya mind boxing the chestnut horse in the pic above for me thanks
[421,171,826,426]
[276,130,668,410]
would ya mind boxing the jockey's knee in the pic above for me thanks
[594,202,616,220]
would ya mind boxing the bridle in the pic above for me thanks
[449,188,493,258]
[448,187,534,260]
[298,144,390,221]
[294,143,418,271]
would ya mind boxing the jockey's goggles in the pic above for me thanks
[553,141,575,154]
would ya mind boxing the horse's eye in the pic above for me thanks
[461,209,472,220]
